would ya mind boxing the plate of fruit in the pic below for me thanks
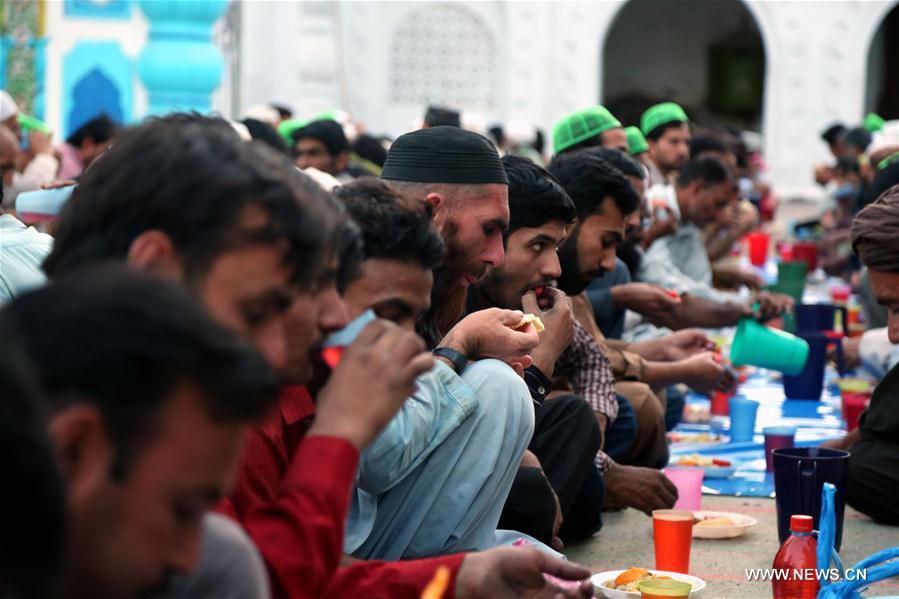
[672,454,735,478]
[692,511,757,539]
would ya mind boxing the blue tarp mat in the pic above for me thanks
[668,368,853,497]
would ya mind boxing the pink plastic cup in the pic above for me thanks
[663,467,705,511]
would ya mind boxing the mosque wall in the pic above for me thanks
[6,0,896,198]
[236,0,899,196]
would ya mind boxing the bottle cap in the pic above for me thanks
[790,514,813,532]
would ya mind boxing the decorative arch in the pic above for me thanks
[62,42,132,138]
[600,0,767,129]
[865,1,899,117]
[69,69,123,133]
[389,2,497,110]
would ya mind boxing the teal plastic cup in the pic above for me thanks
[778,260,808,282]
[730,318,810,375]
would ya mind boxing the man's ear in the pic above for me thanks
[48,405,113,504]
[334,152,349,174]
[127,230,185,281]
[425,192,447,231]
[79,136,96,157]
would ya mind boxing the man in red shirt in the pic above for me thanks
[44,115,593,598]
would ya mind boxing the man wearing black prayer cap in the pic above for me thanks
[423,105,461,129]
[341,126,553,560]
[821,183,899,524]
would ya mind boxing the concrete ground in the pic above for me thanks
[565,197,899,597]
[566,496,899,598]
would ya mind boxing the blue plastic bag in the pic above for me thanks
[817,483,899,598]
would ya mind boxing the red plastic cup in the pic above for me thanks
[746,232,770,266]
[777,242,794,262]
[792,242,818,272]
[711,390,731,416]
[830,285,851,304]
[652,509,694,574]
[841,392,870,432]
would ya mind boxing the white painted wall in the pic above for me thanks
[41,0,891,196]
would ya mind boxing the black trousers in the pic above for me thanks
[847,439,899,525]
[499,394,602,545]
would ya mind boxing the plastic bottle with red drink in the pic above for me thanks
[772,515,820,599]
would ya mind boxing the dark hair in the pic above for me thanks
[0,266,279,479]
[843,127,872,153]
[0,341,65,599]
[66,113,118,147]
[646,120,688,142]
[44,113,340,286]
[488,124,505,147]
[677,155,735,187]
[241,117,289,154]
[533,128,546,155]
[587,147,645,180]
[548,150,641,219]
[821,122,847,146]
[425,105,461,128]
[689,134,728,159]
[336,219,364,293]
[502,155,576,236]
[352,133,389,167]
[860,160,899,208]
[558,134,601,155]
[292,119,349,156]
[334,178,443,276]
[269,103,293,120]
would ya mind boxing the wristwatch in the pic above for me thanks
[432,347,469,374]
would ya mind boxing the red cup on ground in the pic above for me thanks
[792,242,818,272]
[841,392,870,432]
[652,509,694,574]
[746,232,770,266]
[831,285,851,304]
[710,390,731,416]
[778,242,794,262]
[763,426,796,472]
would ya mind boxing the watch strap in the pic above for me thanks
[432,347,469,374]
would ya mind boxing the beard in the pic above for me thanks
[556,224,592,296]
[416,220,476,348]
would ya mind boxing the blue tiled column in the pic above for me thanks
[137,0,229,115]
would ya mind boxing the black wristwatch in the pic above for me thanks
[524,365,552,406]
[433,347,469,374]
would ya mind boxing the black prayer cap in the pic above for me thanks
[381,126,509,185]
[424,105,461,128]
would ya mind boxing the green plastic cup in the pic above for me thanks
[17,112,51,133]
[778,260,808,282]
[730,318,809,375]
[638,579,693,598]
[767,280,805,302]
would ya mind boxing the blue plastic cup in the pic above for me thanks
[728,396,759,443]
